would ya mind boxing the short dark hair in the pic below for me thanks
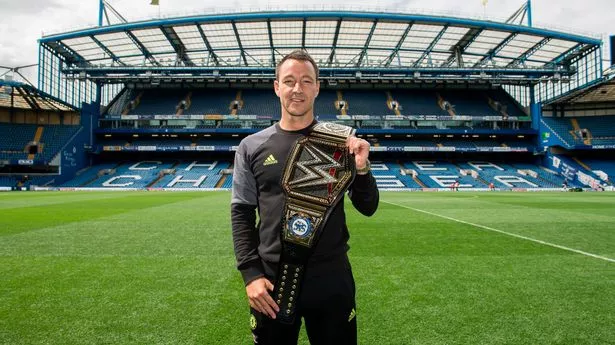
[275,50,319,80]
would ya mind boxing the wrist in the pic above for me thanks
[356,159,371,175]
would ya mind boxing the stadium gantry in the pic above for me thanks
[1,6,613,191]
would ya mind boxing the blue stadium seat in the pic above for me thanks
[187,89,236,115]
[542,117,577,146]
[313,90,339,119]
[0,123,37,161]
[440,90,498,116]
[390,89,448,116]
[240,89,281,118]
[342,90,388,115]
[39,125,81,163]
[131,89,186,115]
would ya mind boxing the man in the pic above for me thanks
[231,50,379,345]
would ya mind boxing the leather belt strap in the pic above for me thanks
[273,122,356,324]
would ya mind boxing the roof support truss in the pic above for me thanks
[44,41,89,67]
[267,20,275,66]
[550,43,585,66]
[474,32,518,67]
[231,21,248,66]
[16,87,40,110]
[90,35,126,66]
[356,19,378,68]
[302,18,307,51]
[160,26,195,67]
[196,24,220,66]
[443,27,482,67]
[16,86,65,112]
[125,31,160,66]
[326,19,343,66]
[384,22,413,67]
[506,36,551,67]
[413,25,448,68]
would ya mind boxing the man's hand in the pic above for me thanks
[346,136,370,169]
[246,277,279,319]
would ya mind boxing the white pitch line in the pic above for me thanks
[382,200,615,263]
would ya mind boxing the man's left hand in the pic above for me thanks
[346,136,370,169]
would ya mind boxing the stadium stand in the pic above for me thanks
[0,176,15,187]
[83,161,175,188]
[240,89,280,117]
[541,116,615,147]
[59,161,231,189]
[103,87,529,121]
[60,163,120,187]
[371,162,423,189]
[486,89,528,118]
[0,123,38,161]
[56,159,575,190]
[38,125,81,162]
[342,91,389,115]
[187,89,237,115]
[578,159,615,184]
[3,9,608,194]
[151,161,230,189]
[313,90,340,119]
[440,90,498,117]
[575,116,615,146]
[0,123,79,163]
[129,89,186,115]
[390,90,448,116]
[541,117,577,146]
[104,88,134,116]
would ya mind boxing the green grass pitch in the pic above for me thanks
[1,191,614,344]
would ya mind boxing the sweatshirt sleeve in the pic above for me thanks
[348,171,379,217]
[231,140,264,285]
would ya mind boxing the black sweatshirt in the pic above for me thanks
[231,122,379,285]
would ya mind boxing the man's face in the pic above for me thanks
[274,59,320,119]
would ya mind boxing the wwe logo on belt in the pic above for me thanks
[289,143,342,189]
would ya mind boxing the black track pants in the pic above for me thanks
[249,265,357,345]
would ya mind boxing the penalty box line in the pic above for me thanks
[382,200,615,264]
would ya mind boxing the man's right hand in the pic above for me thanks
[246,277,280,319]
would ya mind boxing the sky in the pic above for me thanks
[0,0,613,84]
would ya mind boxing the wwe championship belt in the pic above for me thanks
[273,122,356,324]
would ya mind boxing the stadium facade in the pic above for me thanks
[1,5,614,191]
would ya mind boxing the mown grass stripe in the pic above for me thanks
[0,192,207,236]
[383,199,615,263]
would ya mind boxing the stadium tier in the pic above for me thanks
[60,161,230,189]
[187,89,238,115]
[576,116,615,146]
[39,125,82,162]
[0,123,38,161]
[240,90,281,118]
[541,115,615,148]
[103,87,526,119]
[40,160,583,190]
[0,123,80,164]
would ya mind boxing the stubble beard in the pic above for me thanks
[283,101,313,118]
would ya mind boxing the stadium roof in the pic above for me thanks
[546,76,615,104]
[38,10,602,84]
[0,80,76,111]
